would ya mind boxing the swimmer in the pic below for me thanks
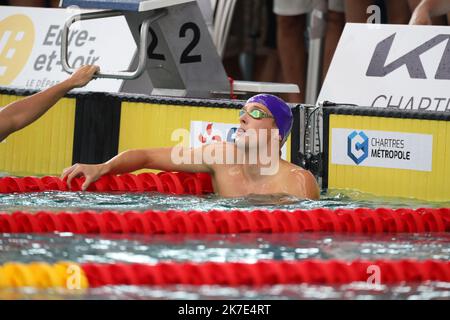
[61,94,320,200]
[0,65,99,142]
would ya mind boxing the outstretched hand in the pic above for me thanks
[61,163,105,191]
[67,65,100,88]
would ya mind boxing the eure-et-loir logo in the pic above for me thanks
[347,131,369,165]
[0,14,35,85]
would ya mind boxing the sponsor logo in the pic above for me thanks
[198,123,223,144]
[347,130,413,165]
[347,131,369,165]
[366,33,450,80]
[0,15,35,85]
[333,128,432,172]
[191,121,238,147]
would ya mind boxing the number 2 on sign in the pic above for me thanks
[139,22,202,64]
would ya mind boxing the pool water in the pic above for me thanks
[0,190,449,300]
[0,190,449,212]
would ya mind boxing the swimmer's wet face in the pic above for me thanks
[236,94,293,151]
[235,102,279,149]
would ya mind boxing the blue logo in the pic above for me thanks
[227,127,238,142]
[347,131,369,164]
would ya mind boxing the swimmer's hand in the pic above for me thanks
[61,163,107,191]
[65,65,100,89]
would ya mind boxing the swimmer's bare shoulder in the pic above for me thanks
[206,141,238,167]
[282,161,320,200]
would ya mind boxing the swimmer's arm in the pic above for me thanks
[62,146,213,190]
[105,147,213,174]
[0,65,99,142]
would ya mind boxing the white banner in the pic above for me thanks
[319,23,450,111]
[331,128,433,172]
[190,121,288,160]
[0,6,136,92]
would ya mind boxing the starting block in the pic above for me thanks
[60,0,299,97]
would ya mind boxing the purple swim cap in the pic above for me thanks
[245,94,293,145]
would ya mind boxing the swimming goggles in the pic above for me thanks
[239,108,274,120]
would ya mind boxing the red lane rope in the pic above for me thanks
[1,208,449,234]
[0,172,213,195]
[80,259,450,287]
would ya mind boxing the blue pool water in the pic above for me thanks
[0,190,449,300]
[0,190,449,212]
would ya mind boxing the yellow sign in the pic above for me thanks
[0,14,35,85]
[327,114,450,202]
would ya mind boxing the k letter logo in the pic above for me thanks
[366,33,450,80]
[0,15,35,85]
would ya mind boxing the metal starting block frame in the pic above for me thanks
[60,0,299,98]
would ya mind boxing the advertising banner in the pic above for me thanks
[0,6,136,92]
